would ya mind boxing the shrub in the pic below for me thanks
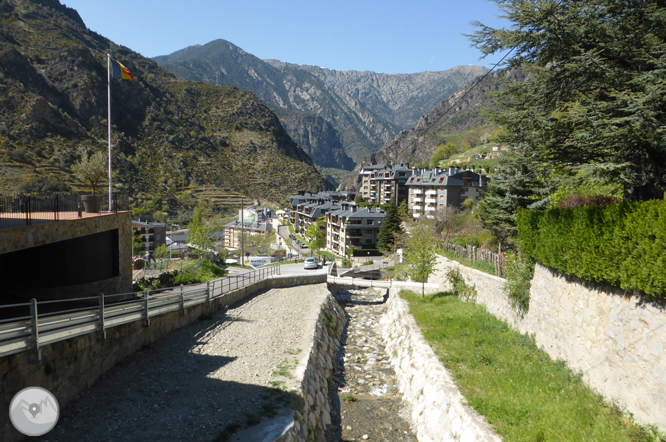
[503,252,534,312]
[517,200,666,301]
[342,258,351,268]
[446,267,477,301]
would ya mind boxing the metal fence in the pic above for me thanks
[0,265,280,361]
[442,243,505,277]
[0,193,129,229]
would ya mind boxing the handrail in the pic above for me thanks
[0,264,281,361]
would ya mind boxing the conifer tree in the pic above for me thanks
[377,204,402,252]
[471,0,666,201]
[475,148,552,251]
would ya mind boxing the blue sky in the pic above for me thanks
[63,0,510,74]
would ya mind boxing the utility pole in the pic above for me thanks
[240,197,244,266]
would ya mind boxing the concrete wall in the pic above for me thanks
[380,285,501,442]
[0,211,133,299]
[0,273,326,442]
[433,256,666,431]
[274,292,346,442]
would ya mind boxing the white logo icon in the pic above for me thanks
[9,387,59,436]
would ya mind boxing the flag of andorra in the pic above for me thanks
[111,59,134,80]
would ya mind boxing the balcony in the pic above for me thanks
[413,213,421,218]
[425,206,436,212]
[347,230,362,238]
[425,198,437,204]
[412,205,422,210]
[413,189,423,195]
[413,197,423,203]
[426,189,437,195]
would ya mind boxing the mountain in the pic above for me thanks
[266,62,489,130]
[153,39,380,167]
[153,40,487,170]
[343,69,524,188]
[0,0,326,210]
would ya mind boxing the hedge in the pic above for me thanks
[516,200,666,300]
[351,249,383,257]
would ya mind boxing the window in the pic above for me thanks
[365,229,373,234]
[366,220,374,225]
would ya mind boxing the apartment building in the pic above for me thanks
[406,167,490,219]
[325,203,386,256]
[132,220,167,252]
[223,220,272,249]
[295,200,341,235]
[359,163,414,205]
[289,192,333,226]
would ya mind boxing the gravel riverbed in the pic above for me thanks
[36,284,329,442]
[327,287,417,442]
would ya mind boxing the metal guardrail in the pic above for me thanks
[0,266,280,361]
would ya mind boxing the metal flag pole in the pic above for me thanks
[107,52,113,212]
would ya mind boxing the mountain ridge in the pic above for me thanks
[153,39,487,170]
[0,0,326,210]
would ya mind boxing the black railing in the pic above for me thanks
[0,193,130,229]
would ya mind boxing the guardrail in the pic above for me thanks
[0,193,129,229]
[0,266,280,361]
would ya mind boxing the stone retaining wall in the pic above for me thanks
[0,273,327,442]
[274,292,346,442]
[380,286,501,442]
[433,256,666,431]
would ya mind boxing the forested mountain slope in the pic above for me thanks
[0,0,326,210]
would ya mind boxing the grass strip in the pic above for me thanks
[439,249,497,276]
[400,290,664,442]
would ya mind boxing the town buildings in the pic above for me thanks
[223,220,272,249]
[325,203,386,256]
[406,167,489,219]
[359,163,413,205]
[132,220,167,253]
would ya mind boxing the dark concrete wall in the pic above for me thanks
[0,212,132,301]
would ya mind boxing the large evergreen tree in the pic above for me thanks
[471,0,666,201]
[475,148,553,251]
[377,204,403,251]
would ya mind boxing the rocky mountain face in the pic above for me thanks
[0,0,326,208]
[343,69,524,188]
[267,62,488,130]
[153,40,487,170]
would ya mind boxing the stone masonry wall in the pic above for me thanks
[380,286,501,442]
[0,273,326,442]
[433,256,666,431]
[274,292,346,442]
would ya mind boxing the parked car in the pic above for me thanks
[300,242,308,248]
[304,257,318,270]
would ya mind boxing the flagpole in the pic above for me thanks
[107,52,113,212]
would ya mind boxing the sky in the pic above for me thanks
[62,0,511,75]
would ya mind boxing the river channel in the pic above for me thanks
[326,287,416,442]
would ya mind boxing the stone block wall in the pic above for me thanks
[380,286,501,442]
[0,273,327,442]
[433,256,666,431]
[274,293,346,442]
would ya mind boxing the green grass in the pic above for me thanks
[440,250,497,276]
[400,290,664,442]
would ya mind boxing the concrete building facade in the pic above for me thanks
[325,204,386,256]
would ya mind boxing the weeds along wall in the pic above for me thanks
[516,200,666,301]
[433,256,666,432]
